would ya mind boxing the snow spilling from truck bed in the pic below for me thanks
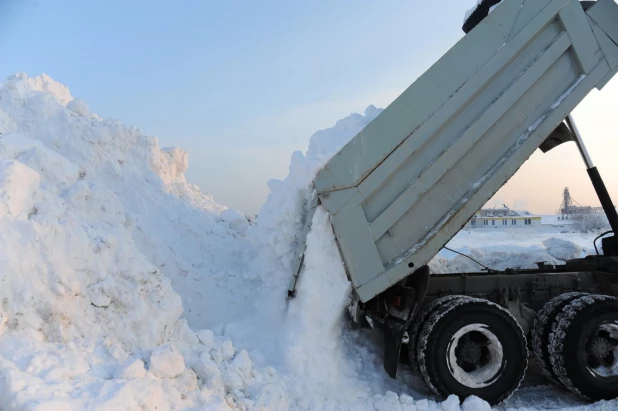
[0,73,617,410]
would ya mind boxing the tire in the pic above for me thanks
[408,295,468,373]
[530,292,589,382]
[417,297,528,405]
[548,294,618,401]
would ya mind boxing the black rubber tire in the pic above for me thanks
[548,294,618,401]
[530,292,589,382]
[407,295,468,373]
[417,297,528,405]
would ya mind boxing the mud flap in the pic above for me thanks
[382,265,430,378]
[383,326,403,378]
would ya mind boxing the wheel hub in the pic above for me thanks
[585,322,618,378]
[589,337,612,359]
[447,324,504,389]
[458,338,482,365]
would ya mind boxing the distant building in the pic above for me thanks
[464,206,542,229]
[556,187,605,220]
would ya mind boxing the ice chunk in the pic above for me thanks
[543,237,582,261]
[0,159,39,218]
[114,358,147,379]
[441,394,460,411]
[67,99,90,117]
[220,208,249,235]
[196,329,215,347]
[0,109,17,134]
[462,395,491,411]
[149,345,185,379]
[174,368,198,393]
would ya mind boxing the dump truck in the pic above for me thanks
[287,0,618,406]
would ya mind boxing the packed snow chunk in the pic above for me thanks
[223,369,244,391]
[373,391,418,411]
[219,340,236,362]
[4,72,73,106]
[462,395,491,411]
[170,318,199,345]
[15,144,80,194]
[441,394,461,411]
[415,399,442,411]
[543,237,583,261]
[0,159,39,218]
[67,98,90,117]
[230,349,252,378]
[86,282,112,308]
[149,344,185,379]
[114,357,147,379]
[0,313,7,337]
[0,109,17,135]
[105,339,129,363]
[174,368,198,393]
[220,208,250,235]
[197,329,215,347]
[0,132,81,195]
[194,351,222,382]
[152,146,189,185]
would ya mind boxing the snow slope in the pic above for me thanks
[0,72,616,411]
[0,73,286,410]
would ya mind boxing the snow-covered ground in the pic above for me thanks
[0,73,616,411]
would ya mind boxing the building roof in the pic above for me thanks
[475,208,539,217]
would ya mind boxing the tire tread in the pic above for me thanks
[530,292,588,382]
[548,294,618,400]
[416,296,528,405]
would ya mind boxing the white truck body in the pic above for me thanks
[310,0,618,303]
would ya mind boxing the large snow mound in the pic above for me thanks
[0,72,616,410]
[0,73,281,410]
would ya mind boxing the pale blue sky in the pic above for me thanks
[1,0,617,215]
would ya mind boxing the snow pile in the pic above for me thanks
[542,237,583,261]
[4,71,254,332]
[429,237,585,273]
[0,136,181,349]
[0,331,289,410]
[1,72,616,411]
[0,72,454,411]
[430,246,564,273]
[5,72,73,106]
[0,73,285,410]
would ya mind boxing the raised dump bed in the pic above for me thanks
[312,0,618,303]
[285,0,618,404]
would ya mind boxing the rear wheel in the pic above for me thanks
[548,294,618,401]
[416,297,528,405]
[530,292,589,382]
[407,295,467,372]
